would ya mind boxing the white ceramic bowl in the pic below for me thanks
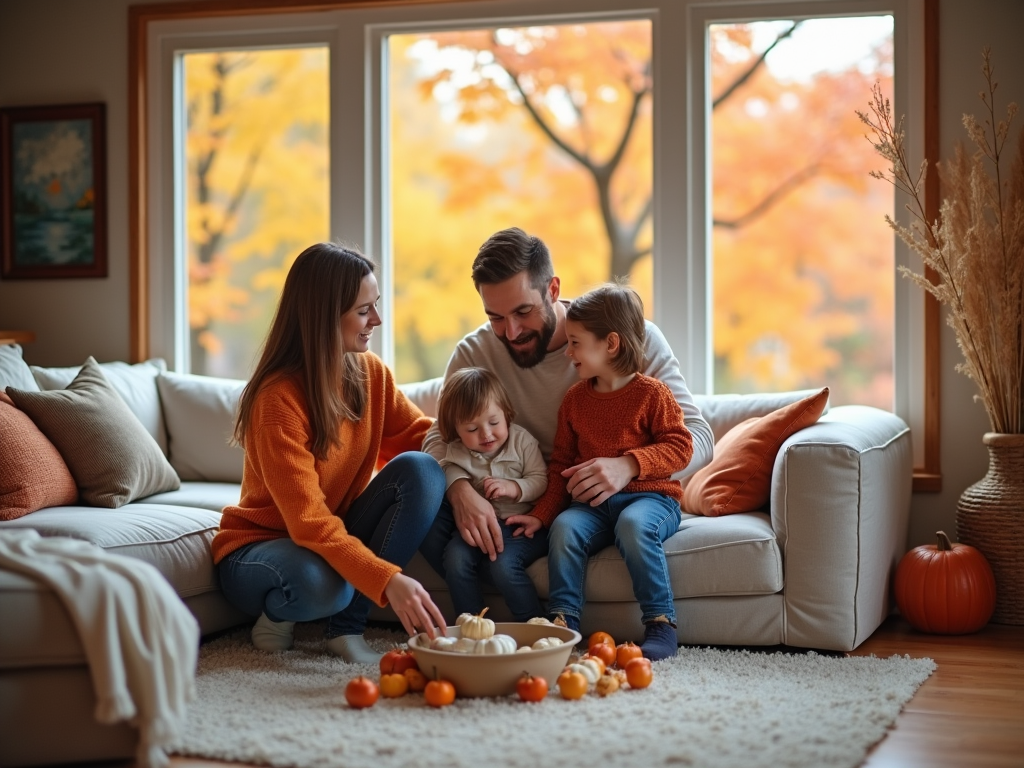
[408,622,582,698]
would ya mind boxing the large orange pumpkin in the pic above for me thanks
[894,530,996,634]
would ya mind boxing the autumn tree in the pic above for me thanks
[184,48,328,376]
[394,20,895,404]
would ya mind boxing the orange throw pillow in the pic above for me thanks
[683,387,829,516]
[0,391,79,520]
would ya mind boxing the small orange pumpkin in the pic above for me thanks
[894,530,996,634]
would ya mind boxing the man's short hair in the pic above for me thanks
[566,283,646,376]
[472,227,554,294]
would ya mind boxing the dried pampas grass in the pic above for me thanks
[858,48,1023,435]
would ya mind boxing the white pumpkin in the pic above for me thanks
[564,659,602,685]
[453,637,478,654]
[429,636,459,652]
[471,634,518,655]
[531,636,564,650]
[458,607,495,640]
[516,646,534,653]
[526,617,554,625]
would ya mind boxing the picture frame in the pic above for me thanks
[0,102,107,279]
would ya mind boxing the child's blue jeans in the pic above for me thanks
[420,502,548,621]
[217,451,445,637]
[545,491,682,625]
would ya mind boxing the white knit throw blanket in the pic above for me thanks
[0,530,199,768]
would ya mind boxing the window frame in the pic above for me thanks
[128,0,939,490]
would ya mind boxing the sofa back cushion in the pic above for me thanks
[156,371,245,482]
[399,376,443,418]
[0,392,79,520]
[693,388,830,443]
[6,358,181,508]
[0,344,39,392]
[31,358,169,455]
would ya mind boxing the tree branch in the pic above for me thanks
[599,77,650,179]
[499,58,594,171]
[712,162,820,229]
[712,21,802,110]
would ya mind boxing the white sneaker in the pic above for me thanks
[251,612,295,651]
[326,634,383,664]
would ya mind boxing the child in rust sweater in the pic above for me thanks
[506,283,693,660]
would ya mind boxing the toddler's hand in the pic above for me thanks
[505,514,543,538]
[483,477,521,501]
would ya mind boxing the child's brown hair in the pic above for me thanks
[435,367,517,443]
[566,283,646,376]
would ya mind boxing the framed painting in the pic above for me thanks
[0,102,107,279]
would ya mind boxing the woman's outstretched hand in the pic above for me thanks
[384,572,448,640]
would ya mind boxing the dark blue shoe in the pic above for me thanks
[640,620,677,660]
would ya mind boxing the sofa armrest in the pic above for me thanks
[770,405,912,651]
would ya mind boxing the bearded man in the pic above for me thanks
[419,227,713,565]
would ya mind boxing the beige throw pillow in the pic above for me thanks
[6,357,180,508]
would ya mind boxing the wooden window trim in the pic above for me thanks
[127,0,942,491]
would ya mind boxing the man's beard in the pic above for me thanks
[500,300,558,369]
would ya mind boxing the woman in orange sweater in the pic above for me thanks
[212,243,447,663]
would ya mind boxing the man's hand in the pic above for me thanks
[448,478,504,561]
[384,572,448,639]
[505,514,543,538]
[482,477,522,502]
[563,456,640,507]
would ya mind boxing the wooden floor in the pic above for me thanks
[124,615,1024,768]
[852,615,1024,768]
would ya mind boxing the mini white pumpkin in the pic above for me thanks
[526,617,554,625]
[453,637,478,654]
[458,607,496,640]
[429,635,459,652]
[516,646,534,653]
[471,634,518,655]
[564,659,602,685]
[531,636,564,650]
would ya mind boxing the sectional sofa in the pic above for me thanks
[0,342,913,766]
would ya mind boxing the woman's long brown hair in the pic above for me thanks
[234,242,375,460]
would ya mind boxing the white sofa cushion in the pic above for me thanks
[0,344,40,392]
[140,481,241,513]
[0,503,221,600]
[399,376,443,418]
[30,358,169,455]
[156,371,245,483]
[693,388,830,443]
[522,511,783,602]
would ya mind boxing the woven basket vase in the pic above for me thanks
[956,432,1024,625]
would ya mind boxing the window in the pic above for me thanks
[182,47,329,378]
[388,21,653,382]
[133,0,932,483]
[708,17,894,410]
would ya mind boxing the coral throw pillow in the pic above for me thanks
[0,392,79,520]
[683,387,830,516]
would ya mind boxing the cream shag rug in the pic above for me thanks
[171,623,935,768]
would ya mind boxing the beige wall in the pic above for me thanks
[1,0,1021,547]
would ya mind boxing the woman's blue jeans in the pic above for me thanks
[546,491,682,625]
[217,452,445,638]
[431,502,549,621]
